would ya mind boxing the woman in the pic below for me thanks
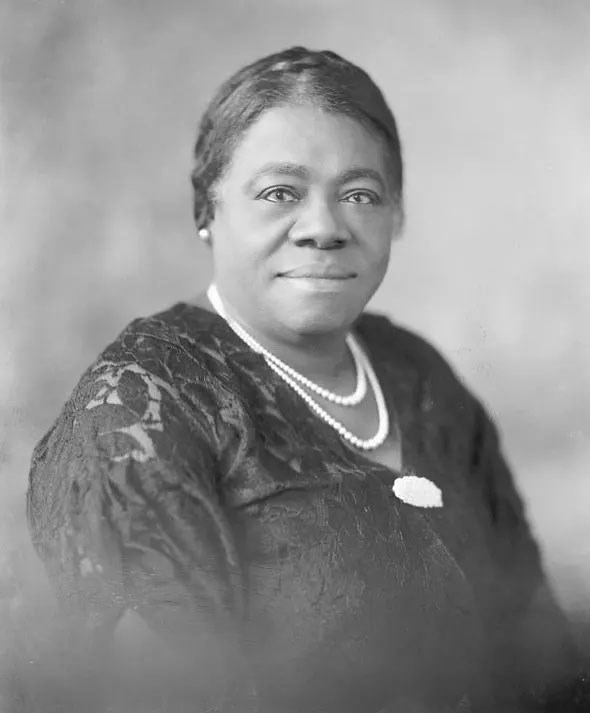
[27,47,582,712]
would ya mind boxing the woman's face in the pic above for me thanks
[208,104,400,340]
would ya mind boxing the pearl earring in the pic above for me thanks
[198,227,211,241]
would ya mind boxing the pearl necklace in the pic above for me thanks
[206,284,390,451]
[266,334,367,406]
[208,285,366,406]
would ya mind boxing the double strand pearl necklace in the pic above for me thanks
[206,284,390,451]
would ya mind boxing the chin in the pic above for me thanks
[277,300,362,337]
[269,276,376,336]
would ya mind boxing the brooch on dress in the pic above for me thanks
[392,474,443,508]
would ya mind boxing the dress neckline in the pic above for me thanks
[169,300,409,481]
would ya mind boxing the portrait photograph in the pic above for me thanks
[1,1,589,711]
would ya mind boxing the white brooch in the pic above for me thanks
[392,475,443,508]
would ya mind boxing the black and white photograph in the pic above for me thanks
[1,1,589,711]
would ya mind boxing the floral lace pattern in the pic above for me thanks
[85,360,178,463]
[26,303,578,713]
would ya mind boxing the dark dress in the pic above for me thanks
[26,303,578,712]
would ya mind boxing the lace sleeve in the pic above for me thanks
[27,356,258,712]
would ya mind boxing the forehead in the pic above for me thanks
[225,104,389,182]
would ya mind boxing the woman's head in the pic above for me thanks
[190,47,404,341]
[192,47,403,230]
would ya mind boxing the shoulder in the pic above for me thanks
[29,303,225,487]
[66,302,228,413]
[97,301,222,371]
[355,310,490,445]
[27,303,223,540]
[357,310,471,398]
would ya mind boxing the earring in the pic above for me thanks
[198,227,211,241]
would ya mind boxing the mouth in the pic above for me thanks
[278,265,357,279]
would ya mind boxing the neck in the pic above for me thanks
[196,286,356,389]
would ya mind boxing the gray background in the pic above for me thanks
[1,0,589,685]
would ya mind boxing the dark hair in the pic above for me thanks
[190,46,404,231]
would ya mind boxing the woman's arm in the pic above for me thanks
[27,354,259,712]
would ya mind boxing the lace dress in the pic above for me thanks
[27,304,577,712]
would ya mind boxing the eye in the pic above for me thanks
[342,190,380,205]
[258,187,299,203]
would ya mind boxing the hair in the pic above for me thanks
[190,46,404,231]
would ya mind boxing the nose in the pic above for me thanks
[288,197,351,249]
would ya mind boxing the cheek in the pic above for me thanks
[359,235,392,289]
[366,250,391,288]
[359,220,393,263]
[239,208,295,244]
[217,200,291,252]
[348,205,395,238]
[211,221,279,282]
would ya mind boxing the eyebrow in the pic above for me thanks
[246,163,310,189]
[247,163,387,192]
[338,167,387,192]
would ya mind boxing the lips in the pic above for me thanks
[279,264,357,279]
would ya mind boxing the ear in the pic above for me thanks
[204,184,223,239]
[391,205,405,240]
